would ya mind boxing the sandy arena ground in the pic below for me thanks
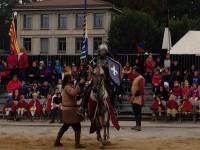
[0,121,200,150]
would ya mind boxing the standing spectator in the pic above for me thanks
[6,51,18,76]
[130,66,145,131]
[72,64,79,82]
[144,54,155,83]
[28,61,39,84]
[18,48,29,80]
[164,53,171,69]
[7,75,22,93]
[121,63,133,81]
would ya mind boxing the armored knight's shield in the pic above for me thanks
[107,57,122,86]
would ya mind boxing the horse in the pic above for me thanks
[88,65,111,146]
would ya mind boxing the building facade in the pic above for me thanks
[14,0,119,55]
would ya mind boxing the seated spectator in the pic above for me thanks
[7,75,22,93]
[152,69,161,93]
[32,82,40,95]
[50,92,62,123]
[192,70,200,84]
[190,83,200,110]
[38,61,46,83]
[155,57,162,69]
[4,93,13,118]
[26,87,33,99]
[0,61,10,84]
[11,89,20,118]
[17,95,28,118]
[171,60,179,74]
[190,65,196,77]
[172,81,182,105]
[183,70,192,85]
[179,96,192,114]
[151,95,164,117]
[181,80,190,98]
[20,81,29,96]
[40,81,50,98]
[45,61,53,83]
[63,64,72,77]
[157,85,169,107]
[167,94,178,118]
[28,61,39,83]
[53,60,63,80]
[171,71,183,85]
[121,63,133,81]
[29,93,43,118]
[162,68,171,84]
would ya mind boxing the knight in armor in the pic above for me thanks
[92,43,122,106]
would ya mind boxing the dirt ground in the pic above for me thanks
[0,122,200,150]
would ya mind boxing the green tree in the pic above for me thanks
[108,9,162,54]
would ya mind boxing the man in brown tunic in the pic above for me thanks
[130,66,145,131]
[54,75,85,148]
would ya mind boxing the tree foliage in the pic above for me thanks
[108,9,162,54]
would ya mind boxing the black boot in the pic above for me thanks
[75,131,85,149]
[54,128,64,147]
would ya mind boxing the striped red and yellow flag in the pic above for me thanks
[9,17,20,54]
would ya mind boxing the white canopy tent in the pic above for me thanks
[162,27,172,51]
[170,31,200,55]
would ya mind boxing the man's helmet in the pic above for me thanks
[98,43,108,52]
[98,43,108,56]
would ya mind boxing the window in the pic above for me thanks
[23,15,32,29]
[23,38,31,52]
[94,13,103,28]
[40,38,49,54]
[76,14,84,28]
[41,14,49,29]
[58,14,67,29]
[58,38,66,53]
[93,37,102,52]
[75,37,83,52]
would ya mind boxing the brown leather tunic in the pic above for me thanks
[61,84,83,124]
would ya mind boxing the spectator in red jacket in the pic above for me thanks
[29,93,43,118]
[6,51,18,75]
[7,75,22,93]
[172,81,182,105]
[152,69,161,93]
[167,94,178,117]
[144,54,155,83]
[179,96,192,113]
[18,48,29,80]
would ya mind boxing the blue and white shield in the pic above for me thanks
[107,57,122,86]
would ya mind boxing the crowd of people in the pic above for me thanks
[1,50,200,121]
[121,53,200,118]
[0,50,91,122]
